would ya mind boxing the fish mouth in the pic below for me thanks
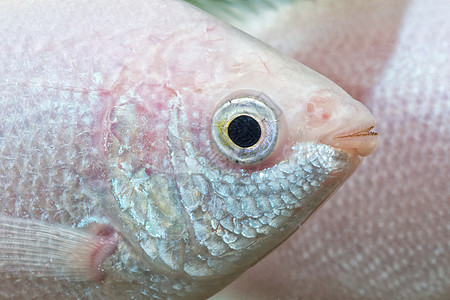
[323,125,379,157]
[336,125,378,138]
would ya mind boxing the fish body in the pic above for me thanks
[0,0,378,299]
[206,0,450,299]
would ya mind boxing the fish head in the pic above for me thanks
[105,9,379,297]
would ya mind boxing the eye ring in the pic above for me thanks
[211,91,279,165]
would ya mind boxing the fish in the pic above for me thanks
[192,0,450,299]
[0,0,379,299]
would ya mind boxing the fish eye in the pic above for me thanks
[211,91,279,165]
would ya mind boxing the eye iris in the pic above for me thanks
[211,92,279,165]
[227,115,262,148]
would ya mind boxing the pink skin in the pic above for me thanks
[87,224,119,281]
[215,0,450,299]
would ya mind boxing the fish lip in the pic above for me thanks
[334,125,378,139]
[321,125,380,157]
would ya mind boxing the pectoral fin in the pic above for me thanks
[0,215,119,281]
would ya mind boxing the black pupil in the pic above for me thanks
[227,115,262,148]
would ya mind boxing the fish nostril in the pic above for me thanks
[306,101,332,124]
[321,112,331,120]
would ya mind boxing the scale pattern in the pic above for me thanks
[0,86,103,224]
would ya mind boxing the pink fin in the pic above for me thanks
[0,215,119,281]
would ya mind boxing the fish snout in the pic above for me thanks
[319,99,379,157]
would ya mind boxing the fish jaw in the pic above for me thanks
[329,126,379,157]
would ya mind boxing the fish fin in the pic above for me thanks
[186,0,301,22]
[0,215,119,281]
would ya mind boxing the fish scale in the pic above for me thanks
[0,88,101,223]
